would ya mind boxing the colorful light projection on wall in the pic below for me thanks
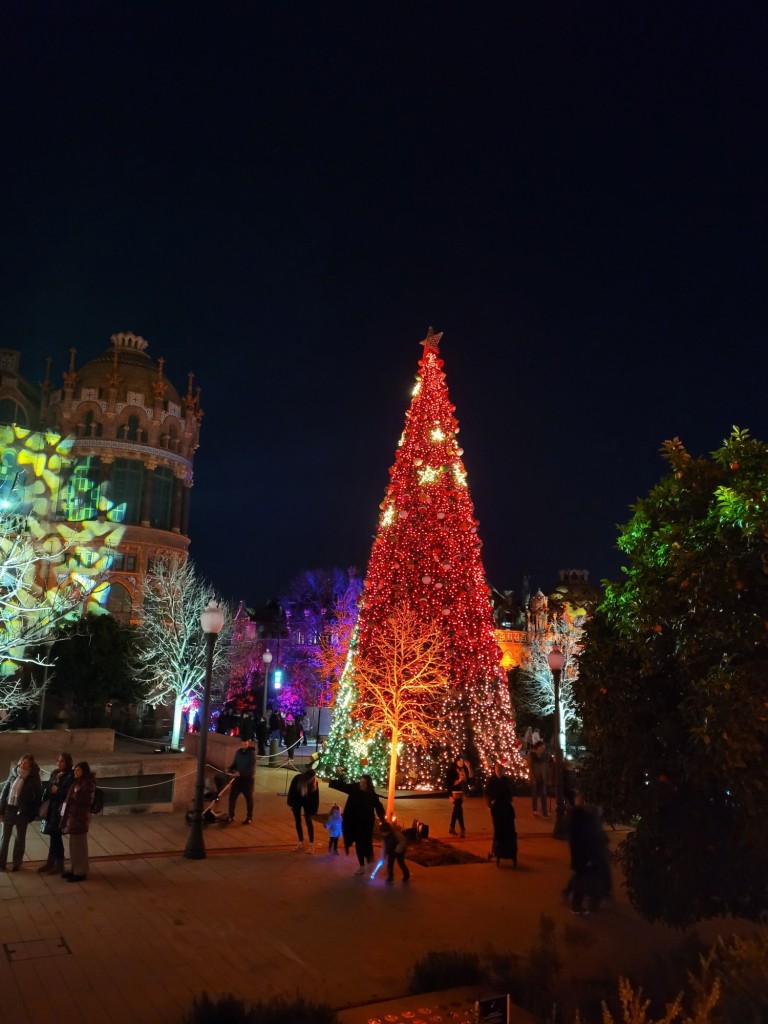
[0,425,126,630]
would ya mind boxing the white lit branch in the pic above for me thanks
[135,556,230,749]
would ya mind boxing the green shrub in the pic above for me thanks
[410,949,483,991]
[182,993,340,1024]
[408,921,768,1024]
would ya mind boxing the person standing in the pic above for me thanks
[60,761,96,882]
[268,709,281,744]
[527,740,549,817]
[38,752,74,874]
[521,726,533,756]
[342,775,386,874]
[484,762,514,806]
[255,713,268,757]
[324,802,342,854]
[485,763,517,867]
[239,711,254,743]
[567,792,612,914]
[446,755,470,837]
[0,753,43,872]
[228,737,256,824]
[287,768,320,853]
[283,714,299,760]
[381,820,410,882]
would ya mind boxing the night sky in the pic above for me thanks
[3,4,767,605]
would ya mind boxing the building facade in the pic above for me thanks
[0,333,202,623]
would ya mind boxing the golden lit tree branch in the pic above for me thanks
[350,604,451,818]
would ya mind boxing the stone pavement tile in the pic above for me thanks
[17,955,66,1019]
[0,783,754,1024]
[5,896,41,941]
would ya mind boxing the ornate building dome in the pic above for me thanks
[39,331,204,623]
[74,332,183,407]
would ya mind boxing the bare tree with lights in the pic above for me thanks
[346,604,451,819]
[313,590,360,705]
[518,613,583,747]
[135,556,230,749]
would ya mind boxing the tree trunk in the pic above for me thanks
[385,726,399,820]
[171,695,185,750]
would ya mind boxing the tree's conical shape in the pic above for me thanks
[319,329,518,789]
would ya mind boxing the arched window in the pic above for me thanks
[83,410,102,437]
[0,452,26,514]
[64,456,101,522]
[0,398,27,427]
[150,467,173,530]
[122,415,140,441]
[108,459,143,524]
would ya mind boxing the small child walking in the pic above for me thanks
[380,820,410,882]
[324,802,342,854]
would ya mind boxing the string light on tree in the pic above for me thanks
[319,327,522,792]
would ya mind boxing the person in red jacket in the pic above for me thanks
[61,761,96,883]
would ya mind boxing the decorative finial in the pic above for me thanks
[62,347,78,388]
[107,343,122,389]
[420,326,443,352]
[153,356,168,401]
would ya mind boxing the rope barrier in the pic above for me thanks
[113,729,173,747]
[37,742,314,792]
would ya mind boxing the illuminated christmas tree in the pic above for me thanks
[319,328,520,791]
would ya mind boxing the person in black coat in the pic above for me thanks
[287,768,320,853]
[227,737,256,824]
[0,753,44,872]
[485,763,517,867]
[342,775,385,875]
[239,712,255,743]
[39,751,74,874]
[568,792,612,914]
[255,714,268,756]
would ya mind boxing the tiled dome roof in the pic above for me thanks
[76,332,182,406]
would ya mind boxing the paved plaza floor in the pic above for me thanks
[0,752,755,1023]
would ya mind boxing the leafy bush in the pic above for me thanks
[182,993,340,1024]
[408,920,768,1024]
[410,949,483,991]
[707,932,768,1024]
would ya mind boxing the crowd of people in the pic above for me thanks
[1,730,611,913]
[213,706,313,758]
[0,751,97,882]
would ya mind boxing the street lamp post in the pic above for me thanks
[548,644,567,840]
[261,649,273,719]
[184,599,225,861]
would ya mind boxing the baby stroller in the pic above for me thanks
[489,799,518,868]
[185,772,233,825]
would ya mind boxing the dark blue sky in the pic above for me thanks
[3,3,767,604]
